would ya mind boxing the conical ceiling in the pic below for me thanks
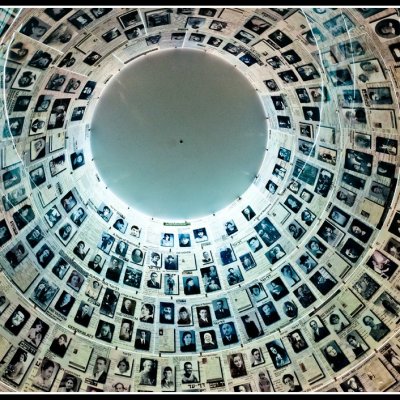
[0,6,399,393]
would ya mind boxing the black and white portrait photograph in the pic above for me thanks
[287,220,305,241]
[264,79,279,92]
[218,244,237,266]
[254,217,281,246]
[234,29,255,45]
[3,186,27,211]
[71,106,86,122]
[28,50,53,70]
[3,347,34,386]
[160,233,174,247]
[52,257,70,281]
[266,277,289,301]
[44,205,61,228]
[44,8,72,21]
[178,233,191,247]
[284,194,302,213]
[366,250,398,280]
[340,375,366,392]
[30,278,59,311]
[239,252,256,271]
[360,311,390,342]
[320,340,350,372]
[278,70,298,84]
[56,221,77,246]
[164,273,178,295]
[185,16,206,29]
[265,339,291,369]
[5,241,28,268]
[282,49,301,64]
[326,308,350,334]
[287,329,308,353]
[98,232,115,254]
[118,9,141,28]
[212,298,231,320]
[219,321,239,346]
[248,282,267,304]
[226,266,244,286]
[26,225,44,249]
[268,29,292,48]
[49,154,66,177]
[20,16,50,39]
[68,10,93,29]
[57,372,81,393]
[179,330,196,353]
[159,302,175,324]
[102,27,122,43]
[244,15,270,35]
[146,34,161,46]
[90,8,113,19]
[193,227,208,243]
[352,273,380,301]
[345,330,370,359]
[200,265,221,293]
[45,72,67,92]
[29,118,46,136]
[385,237,400,261]
[0,291,10,316]
[54,291,75,317]
[70,205,87,227]
[114,355,133,378]
[209,20,227,32]
[340,238,365,263]
[278,146,291,162]
[310,267,337,295]
[5,305,30,336]
[258,301,281,326]
[105,256,123,283]
[30,137,46,162]
[78,81,96,100]
[293,284,317,308]
[297,64,321,81]
[125,25,145,40]
[145,8,171,28]
[200,330,218,352]
[296,88,311,103]
[13,95,32,112]
[265,244,286,265]
[25,317,49,349]
[242,205,256,221]
[161,254,176,272]
[303,26,326,46]
[223,43,241,56]
[317,220,345,247]
[183,276,200,295]
[70,150,85,170]
[95,320,115,343]
[299,122,313,138]
[119,319,133,342]
[0,219,12,247]
[241,312,264,340]
[32,357,60,392]
[3,117,24,138]
[372,16,400,41]
[66,269,84,292]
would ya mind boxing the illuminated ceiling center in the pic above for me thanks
[90,48,267,220]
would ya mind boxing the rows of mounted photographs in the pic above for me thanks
[0,6,399,393]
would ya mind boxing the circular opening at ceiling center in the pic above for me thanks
[90,48,267,220]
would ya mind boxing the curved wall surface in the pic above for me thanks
[0,6,400,393]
